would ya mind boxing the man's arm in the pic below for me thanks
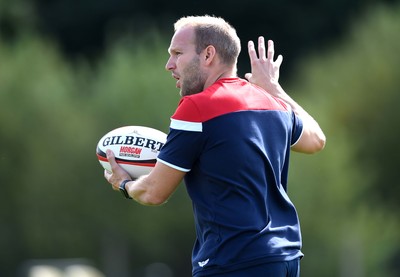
[245,37,326,154]
[104,149,185,205]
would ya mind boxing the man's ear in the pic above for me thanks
[202,45,217,65]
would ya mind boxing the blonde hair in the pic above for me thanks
[174,15,241,66]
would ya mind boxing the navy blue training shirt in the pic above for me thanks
[157,78,304,276]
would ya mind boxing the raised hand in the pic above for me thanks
[245,36,283,96]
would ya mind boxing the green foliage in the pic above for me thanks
[91,32,177,131]
[287,3,400,277]
[0,31,193,276]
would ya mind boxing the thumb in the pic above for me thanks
[105,149,131,182]
[244,73,252,81]
[106,149,118,169]
[106,149,114,159]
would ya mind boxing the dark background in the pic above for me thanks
[3,0,394,75]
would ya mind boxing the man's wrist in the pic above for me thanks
[119,179,132,199]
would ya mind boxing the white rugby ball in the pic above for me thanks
[96,126,167,178]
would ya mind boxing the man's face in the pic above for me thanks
[166,27,207,97]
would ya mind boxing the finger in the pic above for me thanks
[247,40,259,61]
[258,36,266,60]
[276,54,283,67]
[104,168,116,187]
[267,40,275,61]
[104,168,112,181]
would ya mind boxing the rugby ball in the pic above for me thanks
[96,126,167,178]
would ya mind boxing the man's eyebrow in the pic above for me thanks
[168,47,181,54]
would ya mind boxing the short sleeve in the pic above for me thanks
[157,98,206,172]
[157,128,205,172]
[290,111,304,146]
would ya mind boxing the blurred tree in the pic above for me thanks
[26,0,400,76]
[0,30,194,277]
[286,2,400,276]
[342,4,400,212]
[0,0,37,39]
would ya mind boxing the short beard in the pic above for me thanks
[180,57,207,97]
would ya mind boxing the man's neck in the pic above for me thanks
[204,69,237,89]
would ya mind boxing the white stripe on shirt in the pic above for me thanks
[170,118,202,132]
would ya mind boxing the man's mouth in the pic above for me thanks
[172,74,181,88]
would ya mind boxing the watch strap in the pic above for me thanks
[119,179,132,199]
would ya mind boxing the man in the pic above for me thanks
[104,15,326,277]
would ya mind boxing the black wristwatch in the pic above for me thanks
[119,179,132,199]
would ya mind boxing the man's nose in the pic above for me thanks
[165,57,175,71]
